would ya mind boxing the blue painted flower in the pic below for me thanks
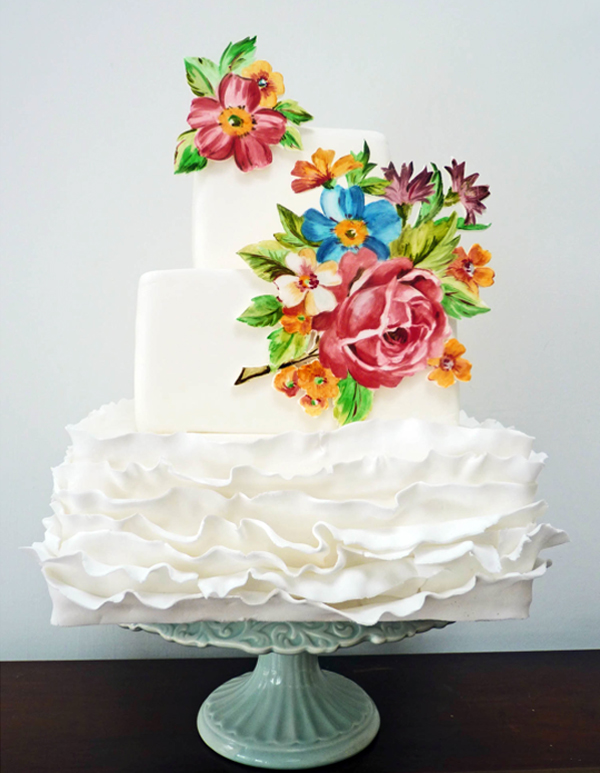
[301,185,402,263]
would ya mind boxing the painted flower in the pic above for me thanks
[447,244,494,296]
[428,339,472,387]
[318,254,451,389]
[187,73,287,172]
[274,248,342,315]
[299,394,328,416]
[274,365,300,397]
[281,306,312,335]
[241,60,284,108]
[297,361,339,400]
[301,185,402,263]
[445,159,490,225]
[382,162,435,206]
[291,148,362,193]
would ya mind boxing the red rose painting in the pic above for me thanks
[317,254,451,389]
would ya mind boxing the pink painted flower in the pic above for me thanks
[382,162,435,206]
[274,248,342,316]
[187,73,287,172]
[317,254,451,389]
[445,159,490,225]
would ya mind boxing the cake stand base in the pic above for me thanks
[125,620,450,769]
[197,651,379,769]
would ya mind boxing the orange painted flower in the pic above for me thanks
[427,339,472,387]
[447,244,494,296]
[300,394,328,416]
[241,60,284,108]
[291,148,363,193]
[273,366,300,397]
[281,310,312,335]
[297,361,340,400]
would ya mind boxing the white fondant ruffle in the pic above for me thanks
[30,400,567,626]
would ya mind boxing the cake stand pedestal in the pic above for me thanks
[125,620,448,770]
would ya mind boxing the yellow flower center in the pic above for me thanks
[441,355,455,371]
[257,76,269,88]
[218,107,254,137]
[334,219,368,247]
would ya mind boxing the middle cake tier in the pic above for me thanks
[135,268,460,434]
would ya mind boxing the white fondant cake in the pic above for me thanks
[31,41,566,627]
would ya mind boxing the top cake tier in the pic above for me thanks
[192,127,389,269]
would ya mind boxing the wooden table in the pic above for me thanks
[2,651,599,772]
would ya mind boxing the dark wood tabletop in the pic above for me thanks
[2,650,599,773]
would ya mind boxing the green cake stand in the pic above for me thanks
[125,619,448,769]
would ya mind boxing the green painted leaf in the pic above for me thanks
[333,374,374,426]
[415,212,460,271]
[184,57,219,97]
[441,277,491,319]
[219,36,257,76]
[389,212,458,270]
[274,100,313,125]
[457,217,491,231]
[273,232,306,250]
[280,125,303,150]
[435,216,492,231]
[346,142,374,186]
[237,240,293,282]
[415,163,444,225]
[277,205,320,248]
[237,295,283,327]
[174,130,208,174]
[358,177,391,196]
[268,328,309,370]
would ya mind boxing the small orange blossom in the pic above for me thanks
[291,148,362,193]
[297,361,339,400]
[241,60,284,108]
[428,339,472,387]
[300,394,328,416]
[447,244,494,296]
[273,365,300,397]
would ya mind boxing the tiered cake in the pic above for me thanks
[31,37,566,627]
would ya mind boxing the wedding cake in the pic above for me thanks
[31,37,566,627]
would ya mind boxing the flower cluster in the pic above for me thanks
[236,140,494,425]
[175,37,312,174]
[274,361,340,416]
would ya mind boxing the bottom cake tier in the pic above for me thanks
[29,400,567,626]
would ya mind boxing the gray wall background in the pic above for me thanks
[1,0,598,660]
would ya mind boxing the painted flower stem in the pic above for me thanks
[396,203,412,229]
[234,346,320,385]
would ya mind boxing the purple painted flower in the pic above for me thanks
[382,162,435,206]
[445,159,490,225]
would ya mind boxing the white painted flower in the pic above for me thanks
[274,248,342,316]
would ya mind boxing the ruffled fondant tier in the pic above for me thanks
[30,400,567,626]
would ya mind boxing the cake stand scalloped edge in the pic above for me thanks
[122,618,450,655]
